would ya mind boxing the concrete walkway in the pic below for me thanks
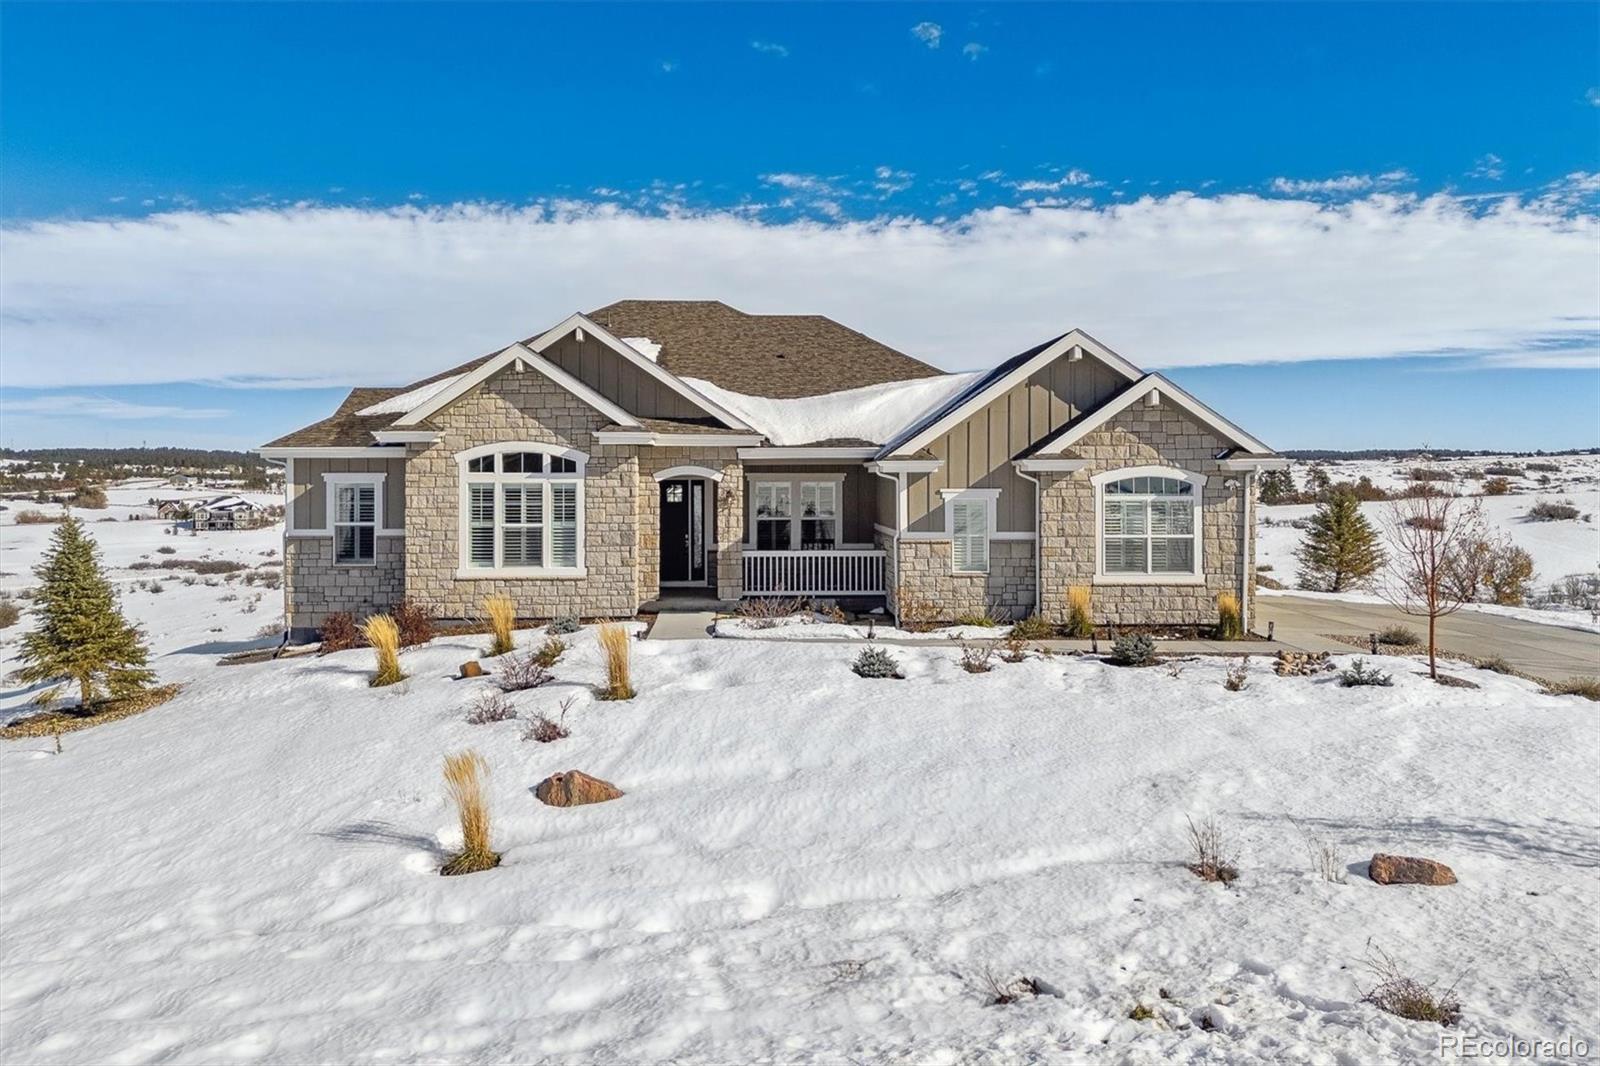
[1256,594,1600,683]
[645,611,718,641]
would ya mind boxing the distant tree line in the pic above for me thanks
[1281,447,1598,461]
[0,446,267,470]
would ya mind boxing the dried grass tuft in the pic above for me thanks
[596,623,635,700]
[1065,585,1094,638]
[1359,943,1462,1025]
[358,614,406,687]
[1185,814,1239,884]
[483,595,517,657]
[1215,591,1243,640]
[440,749,500,876]
[959,640,996,673]
[522,696,575,743]
[1223,656,1250,691]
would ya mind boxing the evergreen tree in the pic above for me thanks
[1258,468,1296,505]
[15,517,154,708]
[1295,491,1385,592]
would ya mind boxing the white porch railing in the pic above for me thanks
[742,549,887,597]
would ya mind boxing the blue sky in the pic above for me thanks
[2,2,1597,451]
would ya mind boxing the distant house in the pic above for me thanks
[262,300,1286,640]
[153,498,191,520]
[191,495,267,531]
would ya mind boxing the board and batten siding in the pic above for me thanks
[905,357,1126,533]
[539,332,709,421]
[290,457,407,531]
[741,464,879,545]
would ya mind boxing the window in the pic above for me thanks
[333,483,377,564]
[459,444,586,574]
[1097,469,1202,578]
[950,499,989,572]
[799,481,837,549]
[753,482,792,550]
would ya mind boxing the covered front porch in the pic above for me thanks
[739,461,888,598]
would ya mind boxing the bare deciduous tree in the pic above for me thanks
[1380,490,1484,680]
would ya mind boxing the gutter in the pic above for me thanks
[866,463,906,626]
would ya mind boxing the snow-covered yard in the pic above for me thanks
[2,625,1596,1063]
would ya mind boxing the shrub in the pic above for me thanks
[522,696,574,742]
[483,594,516,657]
[1223,656,1250,691]
[1408,467,1453,482]
[156,545,177,555]
[148,581,166,594]
[1483,543,1534,606]
[1009,614,1054,640]
[1359,944,1461,1026]
[1290,817,1346,884]
[0,594,19,629]
[14,510,64,525]
[548,614,581,635]
[1482,477,1511,496]
[1065,585,1094,638]
[736,595,804,628]
[895,588,938,633]
[852,645,901,679]
[1527,499,1579,522]
[358,614,406,687]
[1545,676,1600,701]
[71,486,108,509]
[978,967,1042,1006]
[959,641,995,673]
[1482,463,1522,477]
[532,636,566,668]
[1111,632,1156,667]
[319,611,361,653]
[440,750,500,876]
[953,607,1000,628]
[1185,814,1238,884]
[393,599,435,648]
[1476,655,1515,675]
[496,650,552,692]
[465,690,517,724]
[1215,591,1243,640]
[999,632,1029,663]
[1376,625,1419,646]
[1339,658,1394,687]
[1525,461,1560,473]
[596,622,634,699]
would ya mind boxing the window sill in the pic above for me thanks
[455,567,588,580]
[1093,573,1205,586]
[951,568,990,577]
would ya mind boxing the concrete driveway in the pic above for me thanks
[1256,594,1600,684]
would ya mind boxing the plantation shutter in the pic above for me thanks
[501,484,543,568]
[467,484,496,567]
[334,484,376,563]
[550,483,579,568]
[951,499,988,572]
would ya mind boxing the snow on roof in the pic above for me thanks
[621,337,661,363]
[683,373,980,446]
[354,374,465,417]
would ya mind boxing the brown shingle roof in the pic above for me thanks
[587,300,944,399]
[263,388,409,448]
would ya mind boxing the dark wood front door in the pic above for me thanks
[659,479,707,585]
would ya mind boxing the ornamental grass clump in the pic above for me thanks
[596,623,635,700]
[483,594,516,657]
[1065,585,1094,638]
[1215,591,1243,641]
[440,749,500,876]
[358,613,406,687]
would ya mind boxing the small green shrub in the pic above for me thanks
[1111,632,1157,667]
[548,614,581,635]
[1376,625,1420,646]
[852,645,901,679]
[1339,658,1394,687]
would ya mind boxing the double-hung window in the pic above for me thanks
[459,445,586,574]
[941,489,998,573]
[750,477,846,550]
[1098,471,1202,578]
[329,478,382,564]
[798,481,838,549]
[753,482,793,550]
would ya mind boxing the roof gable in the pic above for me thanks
[1033,373,1275,456]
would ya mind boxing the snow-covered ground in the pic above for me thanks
[0,483,286,709]
[1259,454,1599,627]
[2,627,1596,1063]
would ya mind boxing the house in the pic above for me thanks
[261,300,1285,641]
[191,495,267,530]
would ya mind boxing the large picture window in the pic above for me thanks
[749,476,846,551]
[1095,469,1203,579]
[458,444,586,575]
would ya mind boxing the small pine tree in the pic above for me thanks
[15,517,155,708]
[1258,468,1296,505]
[1295,491,1385,592]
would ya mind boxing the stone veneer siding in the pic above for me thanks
[1036,403,1252,627]
[284,536,405,631]
[403,369,641,618]
[635,450,744,602]
[894,538,1035,621]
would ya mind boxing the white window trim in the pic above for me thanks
[287,469,404,540]
[1091,465,1206,585]
[745,473,847,550]
[324,473,386,566]
[940,488,1000,574]
[455,443,588,579]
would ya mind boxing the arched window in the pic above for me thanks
[456,443,587,576]
[1092,466,1205,581]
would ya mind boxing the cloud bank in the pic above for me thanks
[2,193,1596,390]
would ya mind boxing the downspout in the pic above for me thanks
[868,464,905,626]
[1239,469,1255,636]
[1014,465,1043,619]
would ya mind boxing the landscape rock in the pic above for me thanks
[459,661,484,679]
[535,770,623,807]
[1369,853,1457,885]
[1275,650,1335,677]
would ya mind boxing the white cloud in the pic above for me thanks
[1013,169,1097,192]
[751,40,789,57]
[910,22,942,48]
[2,194,1596,390]
[962,42,988,61]
[759,172,841,196]
[1588,87,1600,107]
[658,60,678,73]
[0,395,231,420]
[1268,172,1414,195]
[1470,153,1506,181]
[873,166,914,195]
